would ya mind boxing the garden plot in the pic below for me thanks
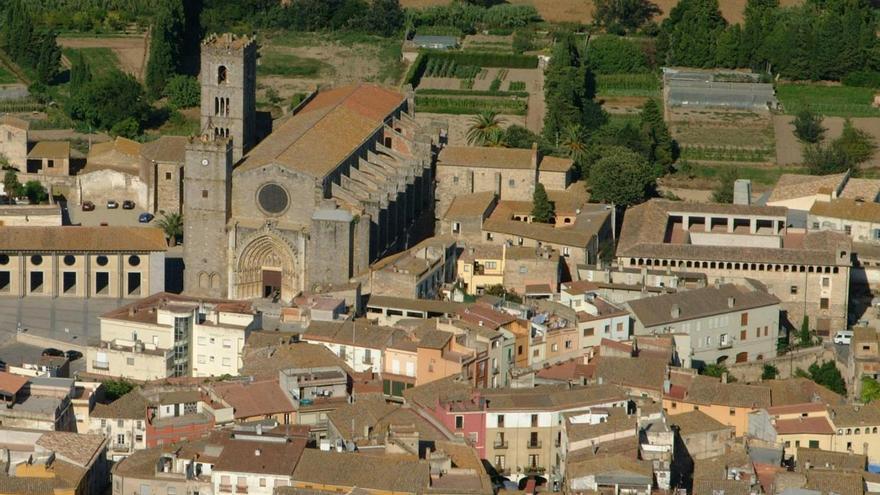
[774,115,880,169]
[670,107,776,165]
[58,35,147,79]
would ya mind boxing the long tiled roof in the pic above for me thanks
[796,447,866,472]
[36,431,106,467]
[669,410,729,435]
[628,283,779,328]
[210,379,295,419]
[767,173,847,203]
[91,390,148,419]
[810,197,880,223]
[482,383,626,412]
[774,416,834,435]
[236,84,404,178]
[0,226,167,252]
[616,199,851,265]
[303,320,404,350]
[443,191,497,219]
[213,436,307,476]
[291,449,430,493]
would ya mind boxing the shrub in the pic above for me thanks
[843,71,880,89]
[164,75,200,108]
[489,78,502,92]
[586,36,650,74]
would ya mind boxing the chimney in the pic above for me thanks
[670,304,681,319]
[727,296,735,308]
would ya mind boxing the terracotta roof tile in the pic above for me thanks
[810,197,880,223]
[290,449,430,493]
[210,379,295,419]
[27,141,69,160]
[628,283,779,328]
[775,416,834,435]
[0,226,167,252]
[0,372,28,396]
[768,173,847,203]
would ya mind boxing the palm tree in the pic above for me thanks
[466,111,505,146]
[484,127,508,148]
[560,124,588,164]
[157,212,183,247]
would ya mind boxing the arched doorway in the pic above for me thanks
[233,233,299,302]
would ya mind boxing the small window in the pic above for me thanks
[217,65,228,84]
[202,190,208,198]
[452,176,459,184]
[508,179,516,187]
[820,298,829,310]
[222,357,231,367]
[741,313,748,326]
[790,285,798,295]
[845,225,852,235]
[223,339,232,348]
[562,247,571,257]
[118,419,124,427]
[497,415,505,427]
[455,416,463,429]
[31,255,42,266]
[126,357,134,366]
[822,277,830,287]
[531,414,538,427]
[165,172,172,180]
[729,408,735,416]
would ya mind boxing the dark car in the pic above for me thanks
[81,201,95,211]
[41,348,64,357]
[65,350,83,361]
[122,200,135,210]
[138,212,154,223]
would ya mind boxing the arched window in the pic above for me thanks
[214,97,220,116]
[217,65,227,84]
[225,97,230,116]
[211,273,220,289]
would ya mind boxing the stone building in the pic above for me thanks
[434,144,573,219]
[0,226,167,299]
[628,282,781,368]
[26,141,70,175]
[456,243,561,296]
[0,115,28,169]
[369,236,457,299]
[141,135,187,215]
[617,200,852,333]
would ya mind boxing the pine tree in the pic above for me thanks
[531,183,554,223]
[640,98,677,173]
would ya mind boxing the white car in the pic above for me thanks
[106,200,119,209]
[833,330,853,345]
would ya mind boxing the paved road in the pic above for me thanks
[0,297,126,348]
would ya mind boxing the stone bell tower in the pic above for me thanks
[200,33,257,163]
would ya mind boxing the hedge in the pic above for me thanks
[404,49,538,87]
[415,95,527,115]
[416,88,529,98]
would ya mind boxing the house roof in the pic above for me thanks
[240,342,351,379]
[675,375,771,409]
[0,372,28,396]
[616,199,851,266]
[87,137,141,170]
[591,355,668,392]
[767,173,847,204]
[36,431,106,467]
[483,202,610,247]
[0,115,29,131]
[565,454,652,482]
[767,378,844,406]
[291,449,430,493]
[810,198,880,223]
[236,84,404,179]
[366,295,466,315]
[443,191,497,220]
[627,283,779,328]
[482,384,626,412]
[213,436,307,476]
[210,379,296,419]
[839,178,880,201]
[303,320,403,350]
[0,226,167,252]
[100,292,253,326]
[565,408,636,443]
[669,410,730,435]
[91,390,148,419]
[140,135,187,164]
[27,141,69,160]
[775,417,835,435]
[796,447,866,472]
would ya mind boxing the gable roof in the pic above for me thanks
[236,84,404,179]
[291,449,430,493]
[91,390,148,419]
[767,173,846,204]
[0,226,167,252]
[28,141,69,160]
[0,372,28,396]
[627,283,779,328]
[210,379,296,419]
[810,198,880,223]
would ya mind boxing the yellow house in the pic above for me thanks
[457,244,506,294]
[664,374,771,437]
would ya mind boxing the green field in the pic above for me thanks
[62,47,120,76]
[0,64,17,84]
[257,51,331,78]
[596,73,661,97]
[685,163,807,186]
[414,95,527,115]
[776,84,880,117]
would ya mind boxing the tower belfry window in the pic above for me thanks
[217,65,227,84]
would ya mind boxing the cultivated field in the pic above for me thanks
[61,47,121,78]
[774,115,880,169]
[401,0,803,24]
[57,35,148,79]
[670,107,776,165]
[776,83,880,117]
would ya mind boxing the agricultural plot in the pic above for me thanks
[670,108,777,166]
[62,47,121,77]
[462,34,513,53]
[596,73,660,115]
[0,64,18,85]
[58,35,147,79]
[774,114,880,169]
[776,84,880,117]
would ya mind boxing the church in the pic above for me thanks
[183,33,438,303]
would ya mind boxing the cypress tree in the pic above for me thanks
[69,51,92,93]
[145,0,185,98]
[531,183,554,223]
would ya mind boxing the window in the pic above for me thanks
[740,330,747,341]
[126,357,135,366]
[528,454,539,468]
[812,222,820,229]
[551,344,558,352]
[519,265,527,274]
[452,176,459,184]
[198,355,206,364]
[729,408,735,416]
[874,229,880,240]
[531,414,538,427]
[562,247,571,257]
[670,402,677,409]
[137,420,143,429]
[495,455,505,468]
[486,261,497,270]
[136,434,143,442]
[217,65,227,84]
[165,172,172,180]
[455,416,463,429]
[845,225,852,235]
[198,336,206,345]
[790,285,798,295]
[222,357,231,367]
[118,419,124,427]
[822,277,830,287]
[508,179,516,187]
[497,415,505,428]
[604,325,610,334]
[795,440,801,447]
[222,339,232,348]
[101,419,106,427]
[808,440,819,448]
[565,340,572,349]
[117,433,125,444]
[202,190,208,198]
[741,313,748,326]
[616,322,623,333]
[583,328,594,337]
[532,349,539,357]
[486,232,493,241]
[820,298,829,310]
[260,479,267,487]
[452,222,460,234]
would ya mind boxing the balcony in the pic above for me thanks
[236,486,248,494]
[718,340,733,350]
[219,485,233,493]
[493,440,508,449]
[92,360,109,370]
[526,440,542,449]
[111,443,130,452]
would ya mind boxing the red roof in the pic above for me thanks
[774,417,834,435]
[0,372,28,396]
[766,402,827,416]
[211,379,296,419]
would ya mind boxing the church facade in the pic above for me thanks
[183,34,438,303]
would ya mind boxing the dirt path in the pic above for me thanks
[526,69,545,133]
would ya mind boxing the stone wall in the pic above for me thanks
[726,345,835,382]
[79,169,148,208]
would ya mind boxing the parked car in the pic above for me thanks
[138,212,154,223]
[122,200,135,210]
[41,348,65,357]
[833,330,854,345]
[81,201,95,211]
[107,200,119,209]
[65,350,83,361]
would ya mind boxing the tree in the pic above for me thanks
[2,0,61,84]
[711,167,738,203]
[483,284,523,303]
[560,124,589,169]
[658,0,727,67]
[742,0,779,69]
[531,183,554,223]
[3,169,22,199]
[67,70,150,133]
[504,125,541,149]
[585,36,649,74]
[793,108,825,143]
[835,119,876,166]
[593,0,661,33]
[702,363,728,378]
[640,98,677,173]
[102,379,135,401]
[164,75,200,108]
[34,30,62,84]
[145,0,185,98]
[798,315,812,347]
[110,118,141,139]
[589,146,656,206]
[805,360,846,395]
[512,29,534,54]
[69,51,92,93]
[466,111,504,146]
[157,212,183,246]
[367,0,405,37]
[22,180,47,204]
[761,364,779,380]
[543,32,606,143]
[861,376,880,403]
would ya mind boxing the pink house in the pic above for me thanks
[428,392,487,458]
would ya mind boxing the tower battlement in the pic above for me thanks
[201,33,256,53]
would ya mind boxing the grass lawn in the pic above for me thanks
[776,84,880,117]
[686,163,807,186]
[62,47,121,76]
[0,64,17,84]
[257,51,331,78]
[596,73,661,97]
